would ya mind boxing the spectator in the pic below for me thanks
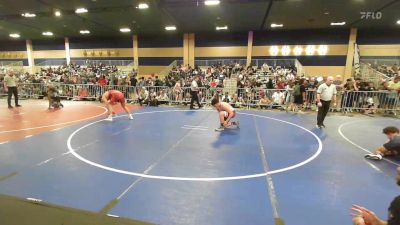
[138,87,149,106]
[222,92,231,103]
[147,77,154,87]
[276,77,286,89]
[173,80,183,102]
[156,90,169,104]
[305,78,317,110]
[148,89,158,106]
[361,82,377,114]
[261,62,269,73]
[386,76,400,113]
[388,76,400,92]
[230,94,239,108]
[138,77,146,87]
[272,90,285,108]
[351,165,400,225]
[293,79,306,113]
[343,78,357,112]
[154,76,163,86]
[258,95,272,109]
[130,75,137,87]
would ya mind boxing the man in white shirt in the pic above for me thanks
[286,73,295,81]
[316,76,337,128]
[262,63,269,73]
[190,76,202,109]
[4,71,21,108]
[272,91,284,105]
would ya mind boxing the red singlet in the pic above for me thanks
[108,90,126,106]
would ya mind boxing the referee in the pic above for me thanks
[190,75,202,109]
[4,71,21,108]
[316,76,336,128]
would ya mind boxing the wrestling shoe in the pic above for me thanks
[364,154,383,160]
[321,124,326,128]
[316,124,322,129]
[236,120,240,129]
[215,126,225,132]
[105,115,113,121]
[129,114,133,120]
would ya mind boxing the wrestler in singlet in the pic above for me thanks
[219,101,236,120]
[101,90,133,121]
[211,97,239,131]
[107,90,126,107]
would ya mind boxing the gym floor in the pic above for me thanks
[0,100,399,225]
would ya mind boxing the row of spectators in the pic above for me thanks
[0,63,130,86]
[0,62,298,91]
[1,62,399,113]
[369,62,399,78]
[164,62,298,89]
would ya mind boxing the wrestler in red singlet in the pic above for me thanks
[100,90,133,121]
[108,90,126,106]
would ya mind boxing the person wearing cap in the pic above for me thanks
[316,76,337,128]
[351,166,400,225]
[4,71,21,108]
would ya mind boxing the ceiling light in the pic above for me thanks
[330,21,346,26]
[21,13,36,17]
[165,26,177,31]
[120,28,131,33]
[293,46,302,56]
[205,0,220,6]
[54,10,61,17]
[271,23,283,28]
[281,46,291,56]
[137,3,149,9]
[305,45,315,55]
[75,8,88,14]
[397,20,400,25]
[42,31,53,36]
[80,30,90,34]
[9,33,20,38]
[317,45,328,55]
[269,46,279,56]
[216,25,228,30]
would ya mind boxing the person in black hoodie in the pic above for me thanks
[130,76,137,87]
[154,76,163,87]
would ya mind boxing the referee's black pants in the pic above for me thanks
[7,86,19,107]
[190,91,201,109]
[317,100,331,126]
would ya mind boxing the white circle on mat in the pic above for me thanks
[67,110,323,181]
